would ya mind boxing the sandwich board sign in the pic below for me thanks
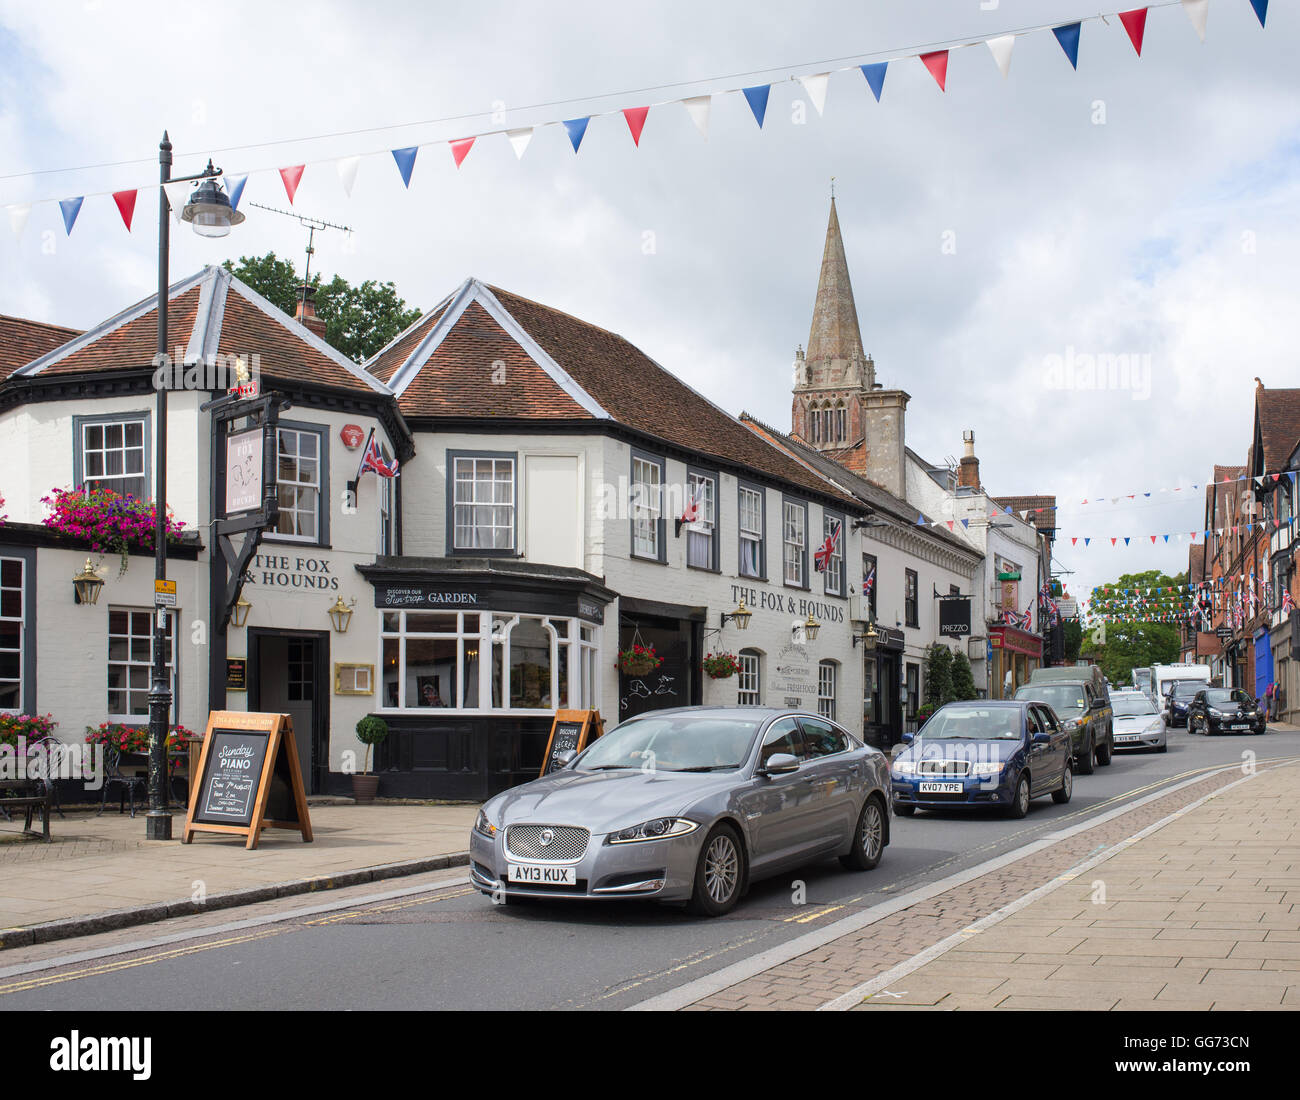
[183,710,313,850]
[540,710,604,777]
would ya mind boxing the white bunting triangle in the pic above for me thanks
[8,203,30,239]
[507,127,533,160]
[682,95,711,139]
[986,35,1015,78]
[162,180,191,224]
[1182,0,1209,41]
[799,73,829,116]
[337,156,360,197]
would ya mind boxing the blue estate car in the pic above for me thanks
[891,700,1073,819]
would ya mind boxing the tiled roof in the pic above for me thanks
[1255,388,1300,473]
[11,267,389,397]
[0,314,81,380]
[993,494,1058,532]
[376,278,861,507]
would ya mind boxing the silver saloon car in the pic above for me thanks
[469,706,892,917]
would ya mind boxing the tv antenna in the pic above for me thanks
[247,202,352,287]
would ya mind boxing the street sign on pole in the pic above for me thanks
[154,578,177,608]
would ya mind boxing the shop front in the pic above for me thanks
[862,627,905,749]
[988,624,1043,699]
[357,559,614,798]
[615,596,704,721]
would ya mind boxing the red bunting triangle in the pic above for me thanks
[450,138,475,168]
[1150,535,1157,543]
[623,107,649,146]
[1072,537,1078,546]
[112,189,137,231]
[280,165,305,204]
[1118,9,1147,55]
[919,50,948,91]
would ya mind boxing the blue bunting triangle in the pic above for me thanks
[227,174,247,212]
[391,146,418,188]
[562,117,590,153]
[742,85,770,128]
[59,196,83,236]
[859,62,888,102]
[1250,0,1268,26]
[1053,22,1081,69]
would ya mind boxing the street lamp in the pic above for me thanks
[146,133,242,841]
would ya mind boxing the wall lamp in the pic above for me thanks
[328,596,357,634]
[797,614,821,642]
[852,621,880,650]
[231,594,252,628]
[720,599,753,632]
[73,558,105,605]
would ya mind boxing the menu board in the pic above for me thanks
[183,711,312,850]
[540,710,603,777]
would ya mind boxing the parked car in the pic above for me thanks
[1110,689,1167,753]
[468,706,891,917]
[1014,676,1113,773]
[890,701,1072,820]
[1164,680,1206,728]
[1186,688,1267,736]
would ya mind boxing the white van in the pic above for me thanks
[1151,663,1212,719]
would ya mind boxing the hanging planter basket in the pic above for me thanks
[618,643,662,677]
[702,652,742,680]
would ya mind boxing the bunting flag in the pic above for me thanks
[161,179,190,223]
[9,202,31,238]
[391,146,418,187]
[682,96,711,138]
[859,62,888,102]
[986,35,1015,78]
[279,165,305,204]
[1182,0,1209,42]
[58,196,83,236]
[562,117,590,152]
[1249,0,1267,27]
[507,128,534,159]
[623,107,650,146]
[799,73,829,116]
[337,156,361,196]
[227,174,247,212]
[1053,23,1082,69]
[111,190,137,231]
[449,138,475,168]
[742,84,771,127]
[919,50,948,91]
[1119,8,1149,55]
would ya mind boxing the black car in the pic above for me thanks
[1164,680,1205,728]
[1186,688,1267,735]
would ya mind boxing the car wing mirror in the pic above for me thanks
[1032,731,1052,744]
[901,732,915,744]
[758,753,800,777]
[555,749,577,769]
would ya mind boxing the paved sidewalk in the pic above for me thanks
[0,800,477,945]
[851,762,1300,1011]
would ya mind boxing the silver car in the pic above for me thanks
[468,706,892,917]
[1111,690,1167,752]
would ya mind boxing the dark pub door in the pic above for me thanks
[249,628,328,794]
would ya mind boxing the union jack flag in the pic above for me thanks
[814,520,841,573]
[864,564,876,593]
[1284,590,1296,614]
[680,479,705,524]
[356,429,399,480]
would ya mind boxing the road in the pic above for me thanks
[2,725,1295,1011]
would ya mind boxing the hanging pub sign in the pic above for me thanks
[224,427,263,515]
[939,596,972,636]
[184,711,312,850]
[540,710,604,777]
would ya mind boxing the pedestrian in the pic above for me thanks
[1264,682,1274,722]
[1275,680,1286,723]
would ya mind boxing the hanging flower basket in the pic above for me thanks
[618,644,662,677]
[702,652,742,680]
[41,486,188,576]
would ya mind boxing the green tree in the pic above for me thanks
[1062,620,1083,663]
[1081,569,1186,686]
[223,253,421,362]
[923,643,955,708]
[950,649,977,700]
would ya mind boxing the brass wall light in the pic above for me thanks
[802,614,821,642]
[720,599,753,632]
[852,621,880,650]
[73,558,104,605]
[231,593,252,628]
[328,596,356,634]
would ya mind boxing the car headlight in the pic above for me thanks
[1146,721,1165,735]
[1208,708,1226,718]
[892,761,917,777]
[605,817,699,844]
[473,809,498,838]
[970,762,1004,777]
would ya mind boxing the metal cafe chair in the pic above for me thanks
[98,747,147,818]
[27,736,71,819]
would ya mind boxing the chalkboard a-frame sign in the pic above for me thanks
[183,711,313,850]
[540,710,604,777]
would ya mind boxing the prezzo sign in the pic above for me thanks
[729,584,845,624]
[939,596,972,636]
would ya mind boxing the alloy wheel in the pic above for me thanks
[704,834,739,904]
[859,801,883,861]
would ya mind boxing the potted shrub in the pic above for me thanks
[702,652,741,680]
[617,643,662,677]
[353,715,389,803]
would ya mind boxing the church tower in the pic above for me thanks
[791,197,909,499]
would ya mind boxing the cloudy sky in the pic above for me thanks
[2,0,1296,607]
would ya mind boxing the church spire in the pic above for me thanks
[806,197,866,367]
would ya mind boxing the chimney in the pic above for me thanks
[295,284,327,339]
[958,429,981,490]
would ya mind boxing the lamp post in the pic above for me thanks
[146,133,242,841]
